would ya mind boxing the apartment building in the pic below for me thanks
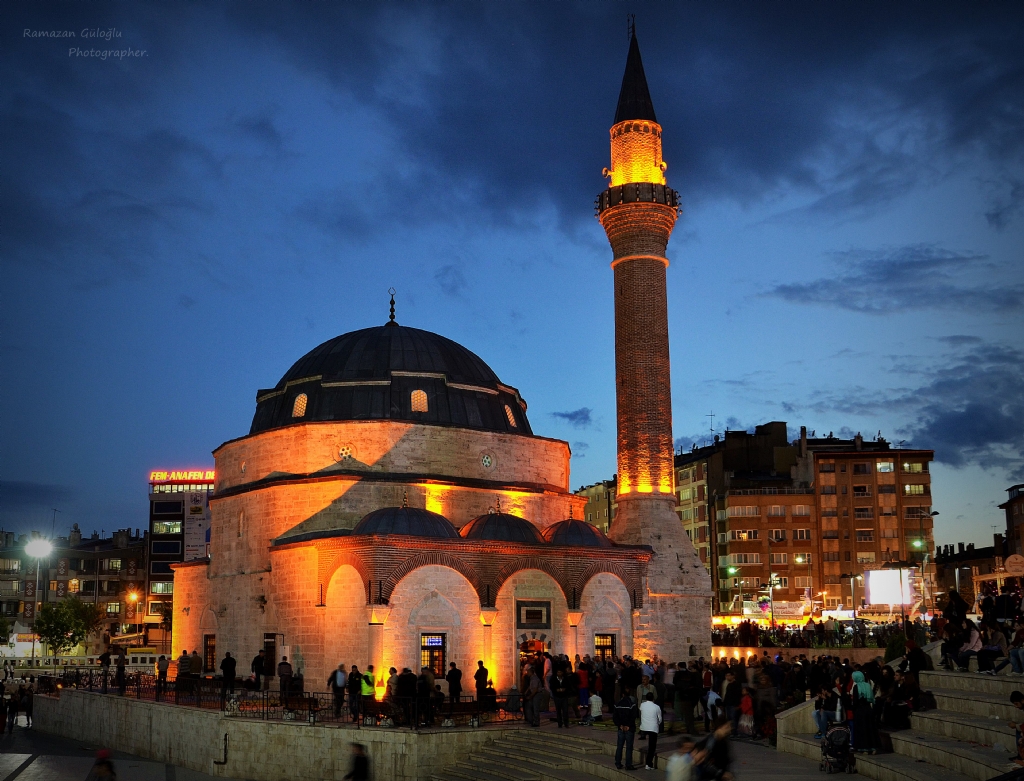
[584,420,936,616]
[1002,485,1024,555]
[577,478,617,534]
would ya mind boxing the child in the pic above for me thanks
[738,687,755,737]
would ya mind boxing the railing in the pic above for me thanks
[55,670,523,730]
[727,488,815,496]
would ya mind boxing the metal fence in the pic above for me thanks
[56,670,523,730]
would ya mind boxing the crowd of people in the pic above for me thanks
[0,665,37,733]
[712,617,924,650]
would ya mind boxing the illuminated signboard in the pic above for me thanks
[150,470,215,483]
[423,636,444,647]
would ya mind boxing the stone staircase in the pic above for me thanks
[779,669,1023,781]
[430,729,648,781]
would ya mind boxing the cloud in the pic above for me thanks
[434,265,467,297]
[984,177,1024,230]
[806,343,1024,477]
[897,344,1024,476]
[571,441,589,459]
[551,408,593,429]
[767,244,1024,314]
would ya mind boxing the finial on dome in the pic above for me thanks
[402,489,408,508]
[569,505,574,520]
[495,496,503,514]
[387,287,397,326]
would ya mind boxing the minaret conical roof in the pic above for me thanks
[614,32,657,125]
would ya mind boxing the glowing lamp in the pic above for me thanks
[128,592,139,602]
[26,539,52,558]
[727,567,738,575]
[912,540,923,549]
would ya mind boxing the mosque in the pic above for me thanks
[171,31,712,693]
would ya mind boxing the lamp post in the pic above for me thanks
[25,538,53,664]
[796,554,812,614]
[128,592,139,643]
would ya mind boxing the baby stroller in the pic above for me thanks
[819,724,856,774]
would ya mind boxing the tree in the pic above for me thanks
[65,597,104,641]
[34,601,86,663]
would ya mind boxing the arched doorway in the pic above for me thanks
[495,569,568,692]
[324,565,368,675]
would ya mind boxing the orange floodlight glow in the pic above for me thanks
[607,121,667,186]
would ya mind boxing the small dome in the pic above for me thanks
[460,512,544,545]
[542,519,613,548]
[352,506,459,539]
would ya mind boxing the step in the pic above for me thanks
[779,734,975,781]
[452,763,541,781]
[464,756,540,781]
[476,746,572,768]
[931,687,1021,722]
[888,729,1019,781]
[495,736,598,753]
[921,669,1024,698]
[500,733,645,767]
[912,708,1017,748]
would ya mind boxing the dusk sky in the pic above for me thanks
[2,2,1022,548]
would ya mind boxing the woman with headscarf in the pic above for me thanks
[851,671,877,753]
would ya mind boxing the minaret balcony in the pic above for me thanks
[595,182,679,215]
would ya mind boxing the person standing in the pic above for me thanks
[722,672,742,732]
[474,660,488,701]
[347,665,363,723]
[115,649,127,696]
[277,656,293,700]
[361,666,376,720]
[552,669,571,728]
[639,692,663,770]
[445,662,462,709]
[523,666,542,727]
[156,655,169,699]
[220,652,237,700]
[251,649,266,691]
[613,692,639,771]
[99,648,111,693]
[328,664,347,718]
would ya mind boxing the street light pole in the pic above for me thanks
[25,539,53,665]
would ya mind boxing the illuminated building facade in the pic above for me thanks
[595,30,713,658]
[147,470,214,630]
[1002,484,1024,555]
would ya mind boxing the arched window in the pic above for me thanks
[292,393,307,418]
[504,404,517,428]
[411,389,428,413]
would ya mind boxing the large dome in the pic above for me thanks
[542,519,613,548]
[250,323,532,435]
[351,506,460,539]
[459,512,545,544]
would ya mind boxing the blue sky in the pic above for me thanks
[2,2,1022,547]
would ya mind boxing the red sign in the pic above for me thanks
[150,469,215,483]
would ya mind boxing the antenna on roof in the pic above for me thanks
[627,13,635,42]
[387,287,397,325]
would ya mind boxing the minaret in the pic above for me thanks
[597,28,712,660]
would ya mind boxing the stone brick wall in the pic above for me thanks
[35,690,516,781]
[214,420,571,498]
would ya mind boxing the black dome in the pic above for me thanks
[351,506,459,539]
[460,512,545,544]
[250,324,532,436]
[542,519,613,548]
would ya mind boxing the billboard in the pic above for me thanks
[184,491,210,561]
[865,569,915,605]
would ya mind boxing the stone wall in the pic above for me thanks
[214,419,575,512]
[35,690,517,781]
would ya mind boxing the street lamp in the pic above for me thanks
[25,538,53,664]
[128,592,139,643]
